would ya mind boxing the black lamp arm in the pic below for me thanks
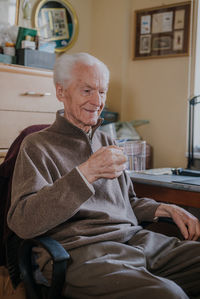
[187,95,200,169]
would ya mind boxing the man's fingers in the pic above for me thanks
[187,219,196,240]
[174,218,189,239]
[188,218,200,240]
[79,145,127,183]
[155,203,200,241]
[98,146,127,166]
[100,170,124,179]
[175,215,200,240]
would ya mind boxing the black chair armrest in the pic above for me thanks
[18,236,70,299]
[142,217,184,240]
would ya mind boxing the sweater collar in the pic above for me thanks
[50,109,103,139]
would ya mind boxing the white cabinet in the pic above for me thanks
[0,63,63,149]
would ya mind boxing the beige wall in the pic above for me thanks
[18,0,191,168]
[91,0,191,168]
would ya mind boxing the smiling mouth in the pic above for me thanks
[85,109,99,113]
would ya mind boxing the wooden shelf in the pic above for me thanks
[0,63,53,78]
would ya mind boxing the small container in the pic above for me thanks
[4,42,15,56]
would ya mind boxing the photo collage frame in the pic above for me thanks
[133,2,191,59]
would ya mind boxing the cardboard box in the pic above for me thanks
[16,49,55,70]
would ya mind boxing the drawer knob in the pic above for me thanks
[21,91,51,97]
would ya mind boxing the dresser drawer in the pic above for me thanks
[0,64,63,113]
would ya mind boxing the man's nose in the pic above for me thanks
[91,91,101,106]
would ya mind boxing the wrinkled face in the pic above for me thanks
[56,63,108,132]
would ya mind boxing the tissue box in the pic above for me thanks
[21,40,36,50]
[16,49,55,70]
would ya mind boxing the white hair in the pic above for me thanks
[53,52,110,88]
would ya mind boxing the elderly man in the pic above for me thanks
[8,53,200,298]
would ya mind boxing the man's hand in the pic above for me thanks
[155,203,200,240]
[78,145,127,183]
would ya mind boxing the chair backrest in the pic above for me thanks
[0,124,49,267]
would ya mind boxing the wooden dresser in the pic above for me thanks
[0,63,63,160]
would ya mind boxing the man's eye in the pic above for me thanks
[84,89,91,94]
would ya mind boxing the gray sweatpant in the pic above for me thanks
[63,230,200,299]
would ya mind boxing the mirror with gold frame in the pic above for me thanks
[33,0,79,53]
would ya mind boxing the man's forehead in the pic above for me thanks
[79,79,108,90]
[72,64,108,88]
[73,63,100,76]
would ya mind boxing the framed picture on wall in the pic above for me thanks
[0,0,20,25]
[133,1,191,60]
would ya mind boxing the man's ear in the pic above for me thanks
[56,83,65,103]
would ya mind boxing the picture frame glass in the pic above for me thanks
[34,0,78,53]
[133,2,191,60]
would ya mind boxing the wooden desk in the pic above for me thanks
[129,173,200,208]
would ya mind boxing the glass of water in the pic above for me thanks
[124,140,146,172]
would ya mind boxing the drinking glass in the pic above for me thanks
[124,140,146,171]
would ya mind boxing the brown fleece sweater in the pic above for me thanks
[7,110,160,250]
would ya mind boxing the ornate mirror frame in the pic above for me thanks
[33,0,79,53]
